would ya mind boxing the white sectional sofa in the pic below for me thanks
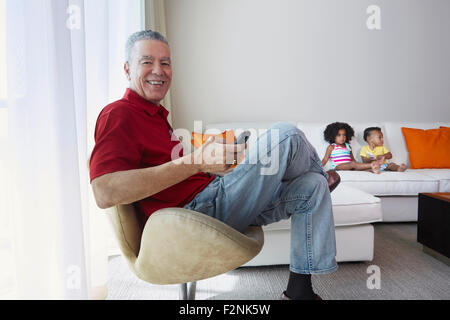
[300,121,450,222]
[205,121,450,265]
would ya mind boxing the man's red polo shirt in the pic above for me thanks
[89,88,215,221]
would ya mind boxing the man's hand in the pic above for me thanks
[193,136,248,175]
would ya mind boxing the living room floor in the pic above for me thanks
[107,222,450,300]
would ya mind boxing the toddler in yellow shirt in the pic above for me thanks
[360,127,407,172]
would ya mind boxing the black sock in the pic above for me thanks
[285,272,315,300]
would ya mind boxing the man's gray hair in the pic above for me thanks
[125,30,169,63]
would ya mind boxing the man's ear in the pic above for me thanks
[124,62,131,81]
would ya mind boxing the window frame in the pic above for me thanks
[0,0,7,103]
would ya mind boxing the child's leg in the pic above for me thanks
[335,162,370,170]
[386,163,407,172]
[336,161,381,174]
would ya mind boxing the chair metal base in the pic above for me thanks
[179,282,197,300]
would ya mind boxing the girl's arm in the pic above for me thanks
[350,150,357,162]
[322,145,333,167]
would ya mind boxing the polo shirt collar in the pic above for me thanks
[123,88,169,118]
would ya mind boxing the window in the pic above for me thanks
[0,0,11,299]
[0,0,6,102]
[0,0,7,138]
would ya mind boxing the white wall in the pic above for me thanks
[165,0,450,132]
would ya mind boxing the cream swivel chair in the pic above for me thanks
[107,203,264,300]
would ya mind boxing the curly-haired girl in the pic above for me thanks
[321,122,382,174]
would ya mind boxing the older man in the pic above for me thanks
[89,30,339,300]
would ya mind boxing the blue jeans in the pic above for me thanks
[183,122,338,275]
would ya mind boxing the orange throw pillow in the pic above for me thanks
[191,130,236,148]
[401,127,450,169]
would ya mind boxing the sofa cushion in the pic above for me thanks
[413,169,450,192]
[339,169,439,196]
[331,185,382,226]
[262,185,382,231]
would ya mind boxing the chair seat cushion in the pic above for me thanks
[134,208,264,285]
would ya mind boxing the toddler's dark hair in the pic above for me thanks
[363,127,382,142]
[323,122,355,144]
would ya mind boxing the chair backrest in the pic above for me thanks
[106,203,144,264]
[87,158,144,263]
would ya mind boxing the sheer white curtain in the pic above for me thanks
[3,0,144,299]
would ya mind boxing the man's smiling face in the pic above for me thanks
[125,39,172,105]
